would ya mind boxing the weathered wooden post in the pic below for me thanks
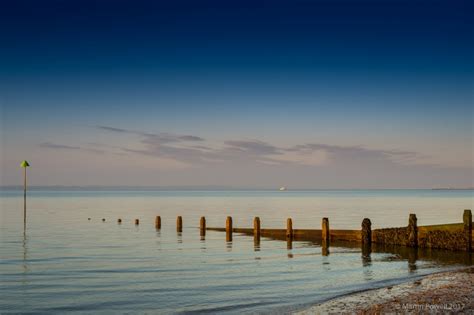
[135,219,139,225]
[286,218,293,241]
[322,217,329,247]
[463,209,472,252]
[226,216,233,242]
[407,214,418,247]
[155,216,161,229]
[177,216,183,232]
[200,216,206,237]
[361,218,372,246]
[117,218,122,224]
[254,217,261,243]
[361,218,372,257]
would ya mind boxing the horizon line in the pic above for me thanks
[1,185,473,191]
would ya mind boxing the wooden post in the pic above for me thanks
[135,219,139,225]
[407,214,418,247]
[361,218,371,258]
[200,216,206,237]
[322,217,329,246]
[361,218,372,246]
[155,216,161,229]
[226,216,233,242]
[286,219,293,249]
[117,218,122,224]
[463,209,472,252]
[102,218,106,222]
[286,218,293,240]
[254,217,261,243]
[177,216,183,232]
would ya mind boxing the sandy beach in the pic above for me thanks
[295,267,474,314]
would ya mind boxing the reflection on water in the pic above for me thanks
[322,242,330,256]
[254,241,261,252]
[361,250,373,280]
[408,249,418,272]
[2,224,473,314]
[1,189,473,314]
[326,239,473,267]
[361,243,372,282]
[21,230,29,282]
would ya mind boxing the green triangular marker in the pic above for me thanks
[21,160,30,168]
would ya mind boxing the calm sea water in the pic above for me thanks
[1,189,473,314]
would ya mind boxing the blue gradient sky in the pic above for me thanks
[1,0,473,188]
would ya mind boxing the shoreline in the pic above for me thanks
[294,267,474,314]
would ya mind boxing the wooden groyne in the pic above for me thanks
[91,210,472,252]
[207,210,473,252]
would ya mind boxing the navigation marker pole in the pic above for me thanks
[20,160,30,229]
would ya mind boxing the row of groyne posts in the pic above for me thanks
[100,209,473,252]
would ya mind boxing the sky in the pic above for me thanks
[0,0,473,188]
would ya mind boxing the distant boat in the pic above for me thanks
[279,187,287,191]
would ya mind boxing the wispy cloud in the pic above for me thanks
[93,125,434,169]
[224,140,281,155]
[96,125,205,143]
[179,135,205,142]
[30,125,470,188]
[96,126,129,133]
[40,142,81,150]
[40,142,105,154]
[286,143,425,166]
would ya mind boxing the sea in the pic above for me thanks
[1,189,473,314]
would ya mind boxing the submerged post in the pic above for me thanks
[361,218,372,246]
[226,216,233,242]
[135,219,139,225]
[322,217,329,247]
[200,216,206,237]
[155,216,161,229]
[254,217,261,243]
[463,209,472,252]
[177,216,183,232]
[286,218,293,241]
[407,213,418,247]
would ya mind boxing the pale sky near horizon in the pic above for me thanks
[1,0,473,188]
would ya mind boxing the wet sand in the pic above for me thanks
[295,267,474,314]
